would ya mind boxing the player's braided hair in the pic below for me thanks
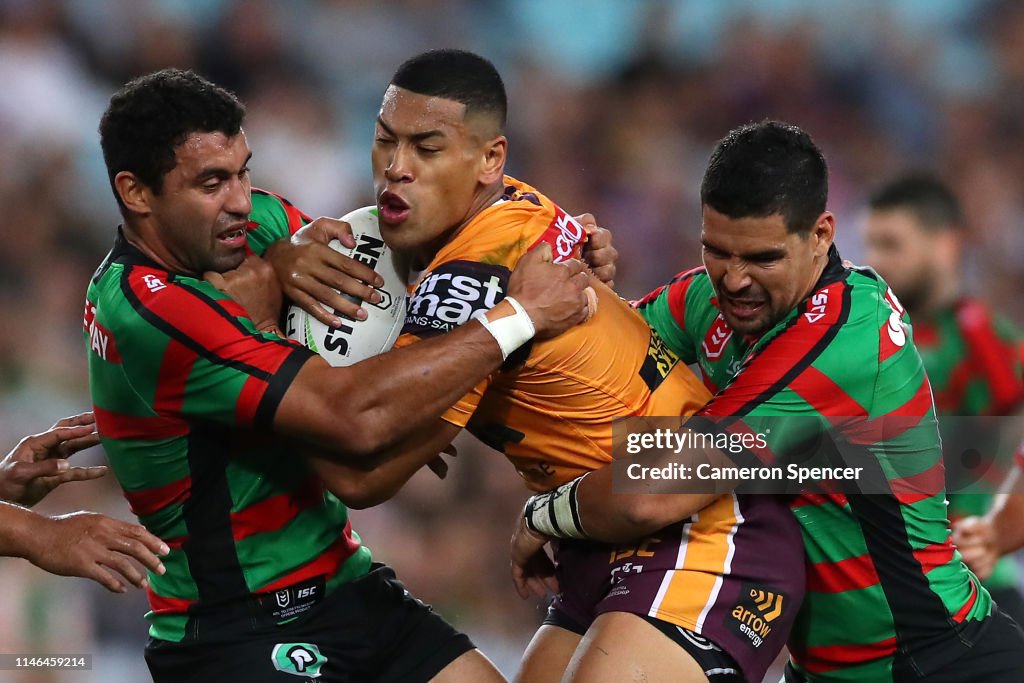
[701,120,828,236]
[390,49,507,131]
[99,69,245,210]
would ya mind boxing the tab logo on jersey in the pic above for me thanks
[405,260,509,337]
[271,643,326,678]
[530,207,585,263]
[724,583,787,649]
[702,314,733,360]
[83,301,121,363]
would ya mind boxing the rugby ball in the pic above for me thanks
[285,206,407,366]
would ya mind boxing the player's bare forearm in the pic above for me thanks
[527,433,733,543]
[988,474,1024,556]
[574,466,719,542]
[0,503,168,593]
[276,245,590,459]
[308,420,460,508]
[276,324,500,458]
[0,501,42,558]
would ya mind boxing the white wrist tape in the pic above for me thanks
[524,475,587,539]
[474,296,536,361]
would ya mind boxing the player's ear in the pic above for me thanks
[479,135,507,185]
[810,212,835,256]
[114,171,153,216]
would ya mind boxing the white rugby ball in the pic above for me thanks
[285,206,407,366]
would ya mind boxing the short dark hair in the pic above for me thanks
[390,49,507,130]
[867,173,962,232]
[99,69,245,209]
[701,120,828,235]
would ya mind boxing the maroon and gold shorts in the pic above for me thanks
[547,494,804,683]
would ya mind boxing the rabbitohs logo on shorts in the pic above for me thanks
[271,643,327,678]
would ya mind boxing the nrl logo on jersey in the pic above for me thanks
[702,314,733,359]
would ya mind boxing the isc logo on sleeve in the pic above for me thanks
[405,260,509,336]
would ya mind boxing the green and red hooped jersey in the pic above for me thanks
[636,247,991,682]
[85,189,372,643]
[915,299,1023,590]
[915,298,1022,418]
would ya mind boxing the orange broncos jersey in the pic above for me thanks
[394,177,710,491]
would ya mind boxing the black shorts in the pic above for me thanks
[989,585,1024,630]
[783,606,1024,683]
[145,564,474,683]
[544,604,744,682]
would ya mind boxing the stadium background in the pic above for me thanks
[1,0,1022,680]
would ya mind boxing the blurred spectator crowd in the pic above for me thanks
[1,0,1023,680]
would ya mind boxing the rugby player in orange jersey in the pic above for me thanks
[305,49,806,683]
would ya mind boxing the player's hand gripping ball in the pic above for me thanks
[286,206,408,366]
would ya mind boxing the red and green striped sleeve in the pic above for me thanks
[244,187,313,256]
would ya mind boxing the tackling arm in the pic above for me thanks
[523,432,730,544]
[308,420,461,509]
[509,437,726,598]
[276,245,593,460]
